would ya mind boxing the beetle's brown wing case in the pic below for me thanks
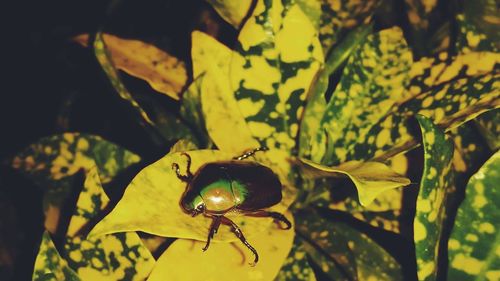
[222,161,283,211]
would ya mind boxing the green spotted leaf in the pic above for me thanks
[352,51,500,163]
[205,0,253,28]
[448,151,500,280]
[229,0,324,153]
[33,232,80,281]
[275,236,317,281]
[463,0,500,48]
[94,32,164,146]
[414,115,454,281]
[10,133,141,233]
[404,0,445,56]
[296,0,381,55]
[311,27,413,165]
[299,158,410,206]
[296,209,402,281]
[63,168,155,281]
[456,14,499,54]
[299,24,373,159]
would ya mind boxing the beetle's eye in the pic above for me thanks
[196,204,205,212]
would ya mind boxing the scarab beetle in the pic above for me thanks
[172,147,291,265]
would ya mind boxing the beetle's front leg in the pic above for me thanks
[220,216,259,266]
[233,147,268,160]
[172,153,194,182]
[202,215,222,251]
[245,210,292,229]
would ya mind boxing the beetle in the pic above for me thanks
[172,147,291,265]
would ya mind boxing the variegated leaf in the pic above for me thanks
[296,0,381,55]
[63,168,155,281]
[10,133,140,233]
[296,209,402,280]
[352,51,500,163]
[448,151,500,280]
[312,27,413,165]
[33,232,80,281]
[475,109,500,151]
[75,33,187,100]
[414,115,454,281]
[229,0,323,153]
[456,14,499,54]
[275,236,317,281]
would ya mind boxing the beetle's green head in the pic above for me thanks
[181,194,205,217]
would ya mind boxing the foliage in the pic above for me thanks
[2,0,499,280]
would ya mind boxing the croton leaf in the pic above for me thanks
[296,210,402,280]
[455,14,499,54]
[448,151,500,280]
[463,0,500,47]
[229,0,324,153]
[33,232,80,281]
[93,32,164,145]
[191,31,259,154]
[296,0,381,55]
[311,27,413,165]
[63,167,155,281]
[205,0,253,28]
[147,212,294,281]
[299,24,373,159]
[10,133,140,232]
[352,51,500,163]
[90,150,295,243]
[414,115,454,281]
[74,33,187,100]
[299,158,410,206]
[275,236,316,281]
[404,0,444,56]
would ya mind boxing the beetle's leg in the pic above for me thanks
[172,153,193,181]
[245,210,292,229]
[220,216,259,266]
[233,147,268,160]
[202,216,222,251]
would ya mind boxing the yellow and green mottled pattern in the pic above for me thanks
[448,151,500,281]
[475,110,500,150]
[305,0,381,54]
[414,115,454,281]
[275,237,316,281]
[10,133,140,232]
[297,210,402,280]
[350,53,500,162]
[33,232,80,281]
[456,14,499,54]
[313,27,413,165]
[206,0,253,28]
[229,0,323,153]
[63,168,155,281]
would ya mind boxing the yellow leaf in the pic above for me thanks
[90,150,295,242]
[299,158,411,206]
[74,33,187,100]
[191,31,260,153]
[147,213,295,281]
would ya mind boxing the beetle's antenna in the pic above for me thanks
[233,147,269,160]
